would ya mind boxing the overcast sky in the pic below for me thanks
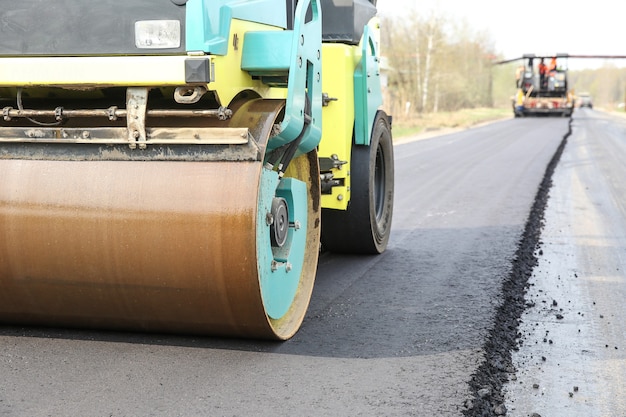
[376,0,626,69]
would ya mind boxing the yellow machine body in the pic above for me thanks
[319,44,357,210]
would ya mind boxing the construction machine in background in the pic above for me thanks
[0,0,394,340]
[577,92,593,108]
[513,53,574,117]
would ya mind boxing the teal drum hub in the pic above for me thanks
[257,168,309,320]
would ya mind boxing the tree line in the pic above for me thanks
[569,65,626,109]
[379,12,498,119]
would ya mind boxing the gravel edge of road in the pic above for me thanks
[462,117,573,417]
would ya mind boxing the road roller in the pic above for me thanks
[0,0,393,340]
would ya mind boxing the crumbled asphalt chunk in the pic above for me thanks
[463,119,571,417]
[493,404,507,415]
[478,388,492,399]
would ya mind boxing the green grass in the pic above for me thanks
[392,107,511,139]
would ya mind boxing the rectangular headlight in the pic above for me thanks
[135,20,181,49]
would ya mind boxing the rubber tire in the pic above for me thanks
[321,111,394,254]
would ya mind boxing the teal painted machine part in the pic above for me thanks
[185,0,289,55]
[257,170,308,320]
[241,31,293,75]
[272,0,322,155]
[241,0,323,155]
[187,0,323,158]
[354,24,383,146]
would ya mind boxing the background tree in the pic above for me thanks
[381,11,497,118]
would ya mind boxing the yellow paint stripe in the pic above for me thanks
[0,56,197,86]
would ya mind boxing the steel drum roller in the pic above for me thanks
[0,137,320,340]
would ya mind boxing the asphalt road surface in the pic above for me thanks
[1,111,622,416]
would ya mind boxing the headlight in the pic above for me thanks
[135,20,181,49]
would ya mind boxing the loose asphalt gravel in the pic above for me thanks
[463,117,572,417]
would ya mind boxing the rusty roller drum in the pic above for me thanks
[0,99,320,340]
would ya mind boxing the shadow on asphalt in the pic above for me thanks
[0,224,520,361]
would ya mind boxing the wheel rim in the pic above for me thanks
[374,142,386,223]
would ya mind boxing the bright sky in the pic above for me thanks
[376,0,626,69]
